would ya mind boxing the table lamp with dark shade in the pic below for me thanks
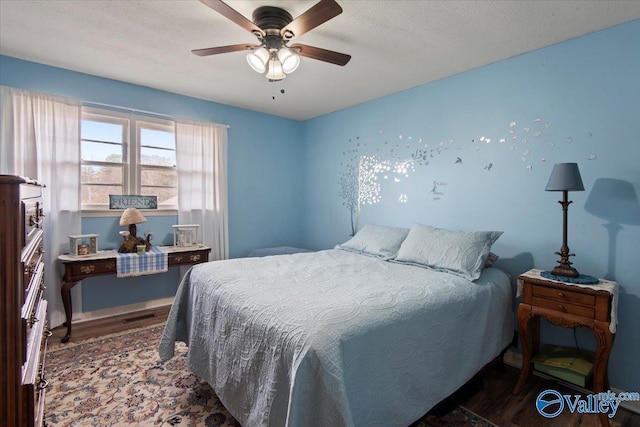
[545,163,584,277]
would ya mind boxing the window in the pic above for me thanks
[81,108,177,211]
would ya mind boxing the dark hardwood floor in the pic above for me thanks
[457,362,638,427]
[50,307,639,427]
[49,305,171,347]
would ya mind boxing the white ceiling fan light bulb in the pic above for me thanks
[266,58,285,81]
[246,47,269,73]
[277,48,300,74]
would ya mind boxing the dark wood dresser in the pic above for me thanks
[1,175,50,427]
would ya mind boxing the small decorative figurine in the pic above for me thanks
[144,231,154,251]
[118,230,137,253]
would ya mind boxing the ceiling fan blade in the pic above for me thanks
[291,43,351,66]
[192,43,258,56]
[199,0,264,36]
[281,0,343,39]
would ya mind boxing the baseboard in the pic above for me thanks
[504,349,640,415]
[73,297,174,324]
[503,349,523,369]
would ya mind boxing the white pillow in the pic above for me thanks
[336,224,409,260]
[395,223,503,280]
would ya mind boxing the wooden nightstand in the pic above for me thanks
[512,269,618,425]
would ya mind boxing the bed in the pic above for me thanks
[159,224,513,427]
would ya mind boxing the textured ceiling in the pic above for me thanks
[1,1,639,121]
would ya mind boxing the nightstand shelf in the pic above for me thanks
[512,269,618,426]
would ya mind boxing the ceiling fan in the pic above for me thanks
[192,0,351,81]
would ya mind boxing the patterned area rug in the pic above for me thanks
[45,324,496,426]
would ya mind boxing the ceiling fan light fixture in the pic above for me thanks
[266,58,286,81]
[246,47,270,73]
[194,0,350,82]
[277,47,300,74]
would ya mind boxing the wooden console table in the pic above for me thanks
[58,245,210,343]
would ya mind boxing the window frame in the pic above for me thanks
[80,107,178,215]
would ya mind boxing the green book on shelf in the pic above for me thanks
[532,345,594,387]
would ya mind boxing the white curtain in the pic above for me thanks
[175,118,229,261]
[0,86,82,328]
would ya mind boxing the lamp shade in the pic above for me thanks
[545,163,585,191]
[246,47,269,73]
[266,58,285,81]
[277,47,300,74]
[119,208,147,226]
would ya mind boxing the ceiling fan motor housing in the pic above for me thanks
[252,6,293,30]
[252,6,295,51]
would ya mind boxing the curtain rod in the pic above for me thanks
[82,101,231,128]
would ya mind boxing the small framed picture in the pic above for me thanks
[172,225,199,247]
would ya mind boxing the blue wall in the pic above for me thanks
[301,20,640,391]
[0,55,305,311]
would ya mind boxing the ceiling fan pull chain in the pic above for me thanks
[272,86,286,100]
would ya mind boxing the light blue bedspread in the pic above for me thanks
[159,249,512,427]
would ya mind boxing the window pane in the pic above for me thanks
[141,168,177,187]
[82,165,123,185]
[82,120,123,143]
[141,186,177,206]
[81,185,123,205]
[82,140,123,163]
[141,127,175,150]
[141,146,176,167]
[81,109,178,210]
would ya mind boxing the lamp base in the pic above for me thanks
[552,242,579,278]
[118,236,146,253]
[550,264,579,278]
